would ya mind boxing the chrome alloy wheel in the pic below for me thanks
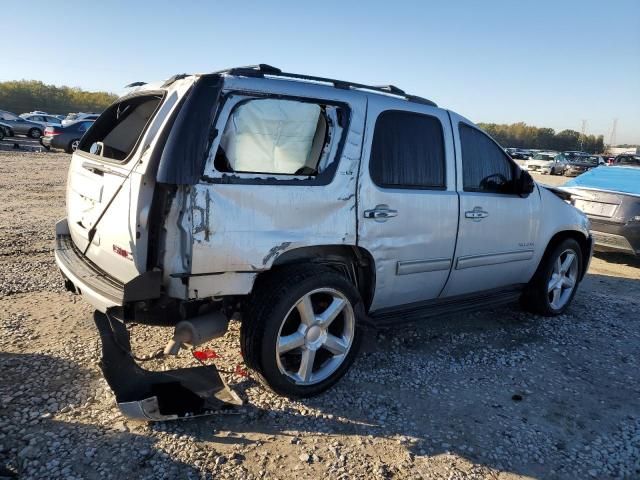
[276,288,355,385]
[548,249,579,310]
[71,140,80,151]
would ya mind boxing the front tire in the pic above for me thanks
[241,265,363,398]
[521,238,583,316]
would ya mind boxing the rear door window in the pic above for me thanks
[215,98,343,177]
[79,94,163,161]
[369,110,445,189]
[459,123,516,194]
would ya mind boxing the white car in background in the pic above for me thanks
[525,151,559,174]
[62,112,100,127]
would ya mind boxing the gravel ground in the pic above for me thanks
[1,152,639,479]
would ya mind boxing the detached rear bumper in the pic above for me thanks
[54,218,161,311]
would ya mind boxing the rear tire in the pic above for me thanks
[28,128,42,139]
[521,238,583,316]
[241,265,363,398]
[67,139,80,154]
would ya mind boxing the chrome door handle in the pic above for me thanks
[465,207,489,221]
[364,204,398,221]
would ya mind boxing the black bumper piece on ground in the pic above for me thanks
[94,311,242,420]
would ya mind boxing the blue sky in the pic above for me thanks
[4,0,639,143]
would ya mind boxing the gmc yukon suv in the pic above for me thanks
[54,65,593,420]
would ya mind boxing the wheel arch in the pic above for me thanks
[268,244,376,311]
[539,230,591,281]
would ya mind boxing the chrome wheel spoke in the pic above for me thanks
[317,297,346,327]
[297,348,316,382]
[548,274,561,292]
[277,332,305,354]
[548,248,579,309]
[551,287,561,306]
[555,257,562,274]
[561,253,575,273]
[276,287,356,386]
[323,334,348,355]
[296,295,316,326]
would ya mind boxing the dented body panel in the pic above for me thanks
[184,76,367,298]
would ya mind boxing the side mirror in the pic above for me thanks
[89,142,104,156]
[517,170,535,196]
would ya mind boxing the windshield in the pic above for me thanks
[533,153,555,161]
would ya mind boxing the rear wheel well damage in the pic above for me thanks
[259,245,376,312]
[540,230,591,280]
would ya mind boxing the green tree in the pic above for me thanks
[0,80,117,115]
[477,122,605,153]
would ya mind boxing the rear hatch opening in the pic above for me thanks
[66,91,166,284]
[78,94,164,161]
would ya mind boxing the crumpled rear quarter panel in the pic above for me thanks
[187,96,365,297]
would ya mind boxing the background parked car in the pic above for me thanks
[564,163,640,257]
[0,121,11,139]
[19,113,63,129]
[614,154,640,167]
[563,154,600,177]
[41,120,94,153]
[508,149,533,160]
[0,110,44,138]
[525,151,559,173]
[62,112,100,127]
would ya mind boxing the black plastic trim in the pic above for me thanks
[56,234,161,303]
[156,74,223,185]
[370,284,525,326]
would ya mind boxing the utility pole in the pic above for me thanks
[579,119,587,151]
[608,119,618,152]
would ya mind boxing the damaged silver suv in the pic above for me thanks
[55,65,593,420]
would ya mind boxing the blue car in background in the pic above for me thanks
[563,156,640,257]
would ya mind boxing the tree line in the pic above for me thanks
[478,122,605,153]
[0,80,608,154]
[0,80,117,115]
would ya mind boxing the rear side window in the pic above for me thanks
[459,124,516,194]
[215,98,343,177]
[79,94,163,161]
[369,110,445,189]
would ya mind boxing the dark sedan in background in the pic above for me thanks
[563,155,601,176]
[41,121,94,153]
[564,160,640,257]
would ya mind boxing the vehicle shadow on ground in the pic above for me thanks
[0,352,205,479]
[152,274,640,478]
[593,250,640,268]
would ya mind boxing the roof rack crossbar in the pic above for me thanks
[222,65,437,107]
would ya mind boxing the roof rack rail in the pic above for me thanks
[222,64,437,107]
